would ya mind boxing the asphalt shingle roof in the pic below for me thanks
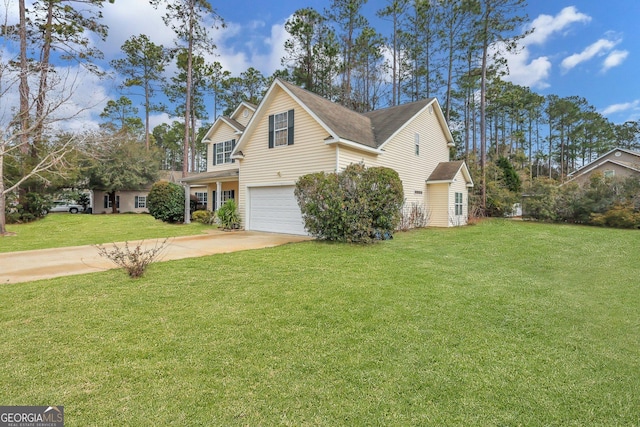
[278,79,434,149]
[427,161,464,182]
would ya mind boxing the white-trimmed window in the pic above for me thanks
[135,196,146,208]
[604,169,615,178]
[274,112,288,146]
[455,192,463,216]
[213,139,235,165]
[268,110,294,148]
[222,190,235,202]
[103,195,120,209]
[195,192,208,208]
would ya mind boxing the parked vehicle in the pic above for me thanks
[48,200,84,214]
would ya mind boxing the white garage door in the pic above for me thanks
[248,186,308,235]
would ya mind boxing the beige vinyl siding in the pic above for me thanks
[92,190,149,214]
[235,107,253,127]
[449,170,469,226]
[238,87,337,226]
[378,105,450,212]
[337,145,379,170]
[207,124,240,173]
[426,184,449,227]
[603,150,640,165]
[571,162,640,186]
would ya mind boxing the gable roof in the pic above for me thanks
[427,161,474,187]
[202,115,244,144]
[277,79,377,148]
[364,99,451,147]
[230,101,256,121]
[232,78,454,156]
[568,147,640,177]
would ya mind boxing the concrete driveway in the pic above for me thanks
[0,230,311,284]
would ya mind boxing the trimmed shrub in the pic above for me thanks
[192,210,216,225]
[295,163,404,243]
[147,181,185,223]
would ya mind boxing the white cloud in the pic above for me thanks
[561,37,620,72]
[601,100,640,116]
[523,6,591,46]
[502,6,592,89]
[602,50,629,72]
[98,1,174,58]
[499,46,552,89]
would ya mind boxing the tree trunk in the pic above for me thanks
[0,145,7,235]
[18,0,30,155]
[110,191,118,214]
[34,0,55,156]
[480,29,488,214]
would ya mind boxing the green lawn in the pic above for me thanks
[1,220,638,425]
[0,214,213,252]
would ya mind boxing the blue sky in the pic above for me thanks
[4,0,640,129]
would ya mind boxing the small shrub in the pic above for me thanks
[590,205,640,229]
[399,202,428,231]
[192,209,216,225]
[217,199,240,230]
[147,181,185,223]
[96,239,169,278]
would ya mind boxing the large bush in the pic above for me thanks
[6,192,51,224]
[147,181,185,223]
[295,163,404,243]
[524,173,640,229]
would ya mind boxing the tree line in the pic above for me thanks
[2,0,639,234]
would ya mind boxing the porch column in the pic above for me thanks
[183,183,191,224]
[216,181,222,211]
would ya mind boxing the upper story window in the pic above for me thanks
[604,169,615,178]
[269,110,294,148]
[213,139,235,165]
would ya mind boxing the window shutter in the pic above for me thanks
[212,143,217,165]
[230,190,235,200]
[116,195,120,209]
[268,114,274,148]
[231,139,236,163]
[135,196,139,208]
[287,109,294,145]
[103,195,108,209]
[212,191,216,211]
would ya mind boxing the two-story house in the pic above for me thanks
[181,78,473,235]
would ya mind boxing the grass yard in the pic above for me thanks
[0,214,213,253]
[0,220,638,425]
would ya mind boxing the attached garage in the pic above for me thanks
[247,186,308,235]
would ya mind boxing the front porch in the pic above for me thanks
[180,169,239,214]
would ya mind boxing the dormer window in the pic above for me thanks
[213,139,235,165]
